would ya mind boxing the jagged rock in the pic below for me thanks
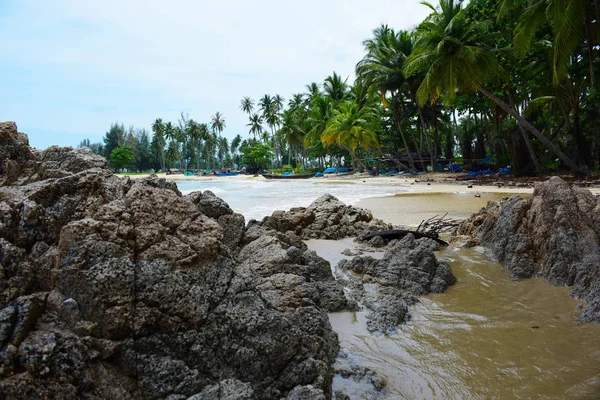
[40,145,107,176]
[0,125,346,399]
[457,176,600,322]
[261,194,391,240]
[337,234,456,333]
[0,122,38,186]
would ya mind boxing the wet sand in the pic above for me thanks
[357,192,527,227]
[306,191,600,399]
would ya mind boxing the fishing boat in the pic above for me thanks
[215,172,239,177]
[261,173,313,180]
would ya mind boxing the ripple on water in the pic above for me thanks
[307,240,600,399]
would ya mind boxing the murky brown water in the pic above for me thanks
[307,235,600,399]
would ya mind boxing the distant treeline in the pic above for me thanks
[82,0,600,175]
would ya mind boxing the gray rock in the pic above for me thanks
[0,126,346,399]
[262,194,391,240]
[40,145,107,175]
[338,234,456,333]
[457,177,600,322]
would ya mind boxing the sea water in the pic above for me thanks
[175,179,414,221]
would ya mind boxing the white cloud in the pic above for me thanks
[0,0,435,147]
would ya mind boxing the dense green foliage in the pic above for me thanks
[81,0,599,175]
[109,146,135,171]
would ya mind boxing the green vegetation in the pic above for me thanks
[109,146,135,171]
[81,0,599,175]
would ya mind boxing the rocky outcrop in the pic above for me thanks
[337,234,456,333]
[0,123,348,399]
[0,121,108,187]
[261,194,391,240]
[457,176,600,322]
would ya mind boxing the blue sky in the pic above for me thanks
[0,0,433,149]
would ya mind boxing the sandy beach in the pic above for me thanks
[125,172,600,200]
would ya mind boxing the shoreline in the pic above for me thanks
[124,172,600,196]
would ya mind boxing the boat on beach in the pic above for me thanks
[215,172,239,177]
[261,173,313,180]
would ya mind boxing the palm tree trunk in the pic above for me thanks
[432,105,439,172]
[508,93,542,175]
[585,7,596,87]
[418,108,435,172]
[479,87,582,174]
[392,95,416,171]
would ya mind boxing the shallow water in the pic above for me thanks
[307,240,600,399]
[175,179,416,221]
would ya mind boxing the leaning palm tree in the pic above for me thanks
[240,97,255,116]
[321,101,379,170]
[404,0,582,174]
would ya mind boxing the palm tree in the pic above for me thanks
[218,137,229,166]
[240,97,255,116]
[151,118,167,171]
[187,121,208,170]
[278,109,305,165]
[289,93,306,112]
[231,134,242,156]
[273,94,285,112]
[321,101,379,170]
[356,25,419,171]
[499,0,596,86]
[324,72,349,102]
[247,114,265,141]
[210,112,226,167]
[304,95,334,148]
[259,94,282,166]
[404,0,582,174]
[305,83,321,102]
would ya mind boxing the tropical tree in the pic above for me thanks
[324,72,349,102]
[151,118,167,171]
[404,0,582,173]
[304,95,334,148]
[247,114,265,141]
[306,82,321,100]
[357,25,419,170]
[241,143,275,169]
[103,122,126,159]
[321,101,379,170]
[110,146,134,171]
[499,0,597,86]
[210,111,226,167]
[240,97,255,115]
